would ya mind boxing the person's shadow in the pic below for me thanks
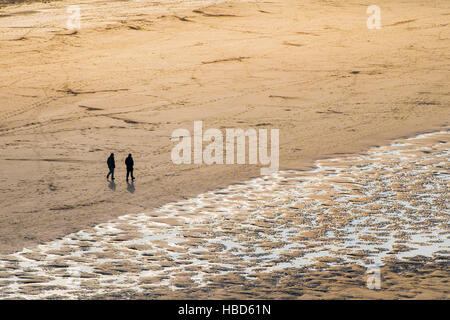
[127,180,135,193]
[108,180,116,191]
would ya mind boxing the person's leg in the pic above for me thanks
[126,168,130,180]
[131,168,135,179]
[107,168,111,179]
[111,168,115,180]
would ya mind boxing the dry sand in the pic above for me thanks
[0,0,449,299]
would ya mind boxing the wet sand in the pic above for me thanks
[0,131,448,299]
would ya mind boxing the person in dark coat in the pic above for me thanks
[106,153,115,180]
[125,153,135,181]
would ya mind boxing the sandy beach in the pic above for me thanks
[0,129,448,299]
[0,0,449,299]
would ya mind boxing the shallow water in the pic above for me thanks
[0,130,448,299]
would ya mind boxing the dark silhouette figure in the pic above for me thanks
[106,153,115,180]
[127,180,135,193]
[125,153,135,181]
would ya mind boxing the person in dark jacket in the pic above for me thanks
[106,153,115,180]
[125,153,135,181]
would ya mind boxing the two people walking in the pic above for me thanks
[107,153,135,181]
